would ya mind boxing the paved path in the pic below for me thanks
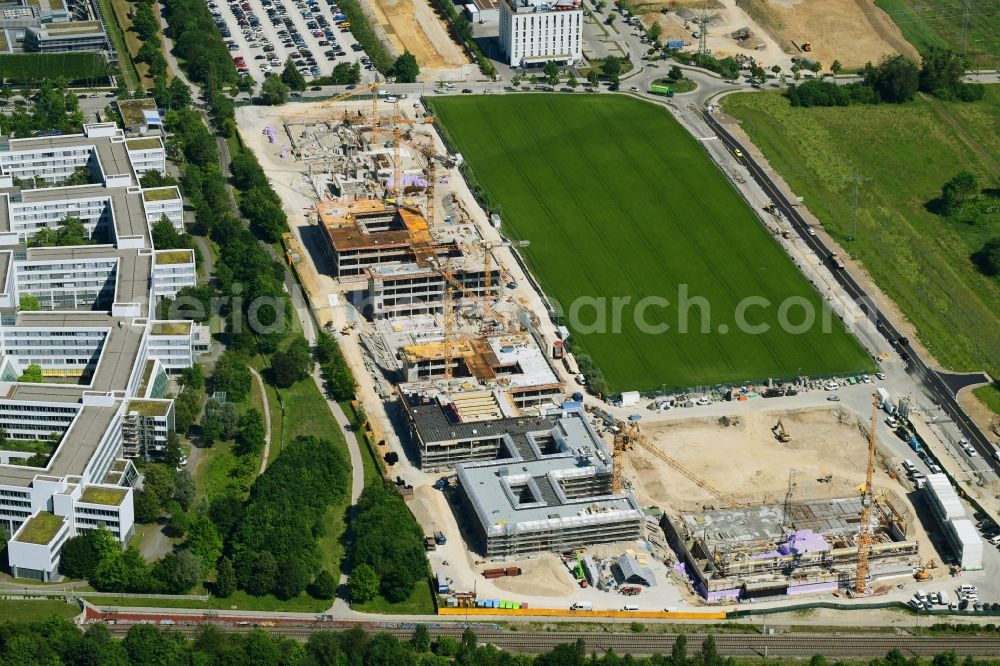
[249,367,273,475]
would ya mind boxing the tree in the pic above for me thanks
[19,295,41,311]
[168,78,192,109]
[602,57,622,86]
[235,408,266,456]
[260,76,289,106]
[324,360,356,400]
[18,364,44,383]
[391,51,420,83]
[215,556,236,598]
[309,569,337,600]
[59,531,103,579]
[668,65,683,81]
[180,364,205,389]
[280,58,307,91]
[940,170,980,215]
[348,563,380,603]
[166,505,190,537]
[972,237,1000,277]
[670,632,687,666]
[122,623,184,666]
[567,75,578,89]
[151,215,184,250]
[647,21,663,44]
[274,555,310,599]
[132,3,159,41]
[410,624,431,653]
[244,551,277,596]
[212,352,252,402]
[918,47,966,97]
[771,64,782,77]
[271,335,312,387]
[543,60,560,87]
[28,216,88,247]
[185,516,223,567]
[867,54,918,103]
[202,398,239,444]
[587,69,599,87]
[830,60,843,75]
[173,470,196,509]
[152,550,202,594]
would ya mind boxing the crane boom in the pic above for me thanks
[321,82,381,143]
[855,392,879,595]
[613,421,743,507]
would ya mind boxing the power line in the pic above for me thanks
[847,170,870,243]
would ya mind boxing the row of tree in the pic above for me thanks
[0,619,981,666]
[315,330,357,400]
[787,48,985,107]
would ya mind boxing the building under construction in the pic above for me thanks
[662,497,919,601]
[425,403,645,558]
[399,333,562,408]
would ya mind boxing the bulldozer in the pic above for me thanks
[773,419,791,443]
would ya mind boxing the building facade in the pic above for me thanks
[499,0,582,68]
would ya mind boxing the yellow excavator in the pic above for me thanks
[773,419,791,443]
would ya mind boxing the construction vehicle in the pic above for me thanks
[801,42,812,52]
[321,81,381,142]
[773,419,791,443]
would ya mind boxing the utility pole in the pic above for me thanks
[697,2,710,56]
[960,0,972,56]
[847,170,869,242]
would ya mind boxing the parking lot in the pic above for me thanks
[210,0,377,81]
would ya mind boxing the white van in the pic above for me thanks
[571,601,593,611]
[959,584,977,595]
[902,459,916,473]
[939,590,949,605]
[623,604,639,611]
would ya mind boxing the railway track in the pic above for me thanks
[102,623,1000,657]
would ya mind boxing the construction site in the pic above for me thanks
[234,91,987,611]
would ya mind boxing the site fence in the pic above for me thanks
[726,600,1000,619]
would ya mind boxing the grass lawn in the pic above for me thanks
[874,0,1000,68]
[108,0,156,85]
[94,0,138,88]
[722,89,1000,412]
[339,400,383,488]
[353,580,436,615]
[652,78,697,94]
[429,94,871,393]
[0,600,81,622]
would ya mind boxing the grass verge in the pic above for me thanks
[429,94,872,393]
[0,600,81,621]
[722,89,1000,412]
[95,0,139,88]
[353,579,435,615]
[94,590,328,612]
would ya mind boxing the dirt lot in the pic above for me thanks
[640,0,917,71]
[627,407,914,517]
[369,0,471,74]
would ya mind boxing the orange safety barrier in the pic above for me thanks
[438,607,727,620]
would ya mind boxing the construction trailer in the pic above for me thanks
[662,497,919,601]
[924,474,983,570]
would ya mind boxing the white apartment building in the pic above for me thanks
[151,249,197,299]
[499,0,582,68]
[0,124,198,582]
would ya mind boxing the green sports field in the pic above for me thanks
[429,95,872,393]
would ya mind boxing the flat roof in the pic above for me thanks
[117,99,157,127]
[405,389,559,445]
[35,21,103,36]
[6,134,132,180]
[125,398,170,417]
[154,249,194,265]
[79,485,127,505]
[151,321,191,335]
[456,412,641,533]
[15,510,64,544]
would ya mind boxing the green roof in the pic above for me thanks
[128,137,162,150]
[126,399,170,417]
[43,21,101,35]
[79,486,127,506]
[17,511,64,544]
[118,98,156,126]
[151,321,191,335]
[155,250,193,265]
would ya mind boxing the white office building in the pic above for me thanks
[0,123,199,582]
[499,0,582,68]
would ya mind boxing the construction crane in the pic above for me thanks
[321,81,381,143]
[855,392,879,595]
[772,419,791,443]
[612,421,744,507]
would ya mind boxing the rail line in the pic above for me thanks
[700,109,996,466]
[101,622,1000,656]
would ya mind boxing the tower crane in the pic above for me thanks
[321,81,381,143]
[855,392,879,595]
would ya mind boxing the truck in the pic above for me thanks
[570,601,593,611]
[552,340,565,360]
[424,536,437,551]
[876,388,892,412]
[666,40,685,49]
[434,531,447,545]
[828,253,845,269]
